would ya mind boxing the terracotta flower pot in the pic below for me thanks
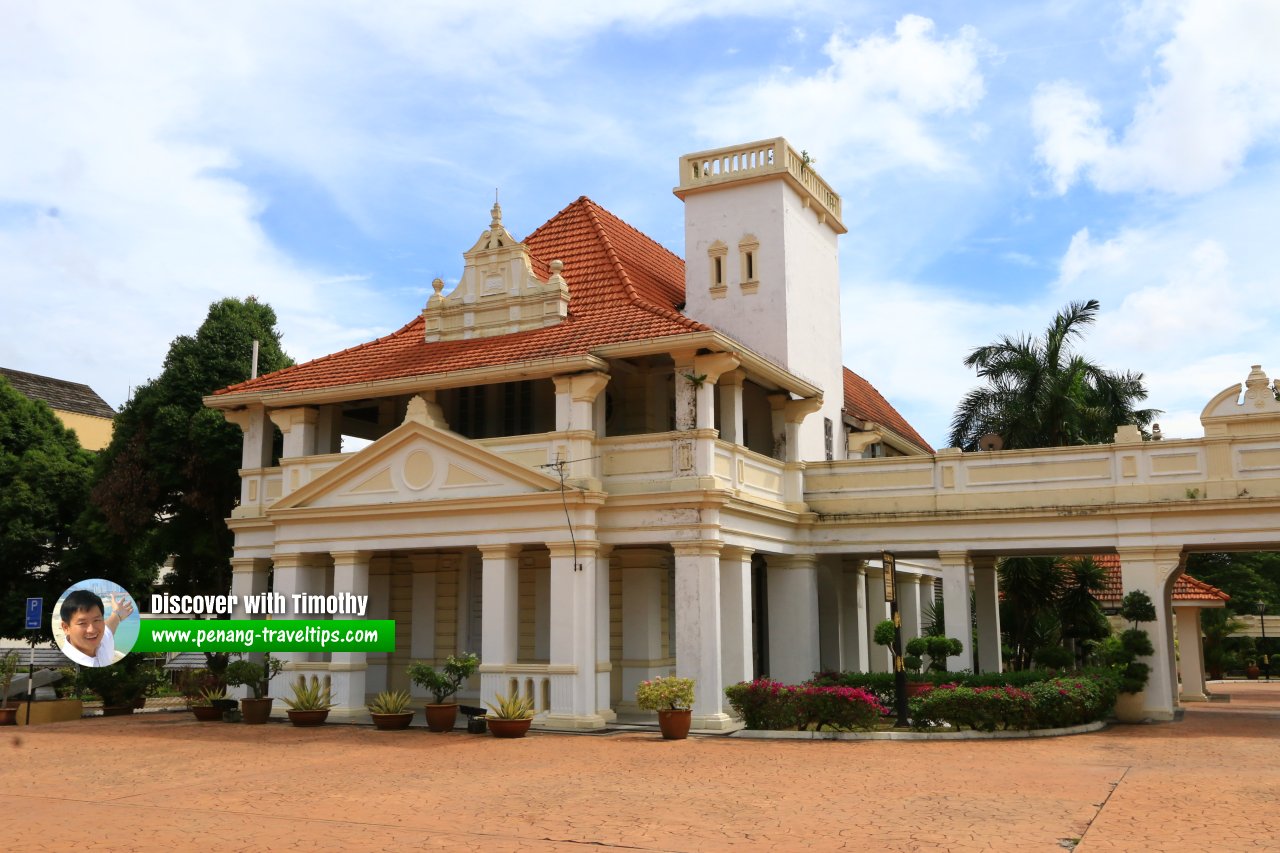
[191,705,223,722]
[0,706,17,726]
[657,709,692,740]
[488,718,532,739]
[370,712,414,731]
[240,697,273,724]
[286,709,329,727]
[424,703,458,732]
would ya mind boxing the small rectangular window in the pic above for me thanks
[746,252,754,281]
[714,256,723,286]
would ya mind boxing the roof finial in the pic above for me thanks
[491,188,502,228]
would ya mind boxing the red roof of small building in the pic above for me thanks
[1083,554,1230,607]
[213,197,927,451]
[842,368,933,452]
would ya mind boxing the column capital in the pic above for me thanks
[841,556,868,575]
[271,552,313,570]
[547,540,601,560]
[1115,546,1185,568]
[970,554,997,571]
[330,550,372,566]
[936,550,970,568]
[720,544,753,562]
[477,543,523,560]
[221,406,261,434]
[673,540,724,558]
[783,397,823,425]
[771,553,818,570]
[719,368,746,388]
[552,371,610,402]
[230,556,269,573]
[692,351,741,385]
[268,406,318,432]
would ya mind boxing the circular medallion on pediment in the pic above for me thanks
[402,450,435,490]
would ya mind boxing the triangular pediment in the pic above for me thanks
[272,420,564,512]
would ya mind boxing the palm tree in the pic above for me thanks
[949,299,1160,450]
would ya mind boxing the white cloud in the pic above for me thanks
[696,15,988,182]
[1032,0,1280,195]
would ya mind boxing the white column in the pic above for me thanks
[817,559,842,672]
[228,557,269,699]
[899,574,923,643]
[1175,606,1208,702]
[839,559,869,673]
[865,567,890,672]
[619,549,669,714]
[596,544,614,722]
[938,551,975,672]
[718,370,745,445]
[268,553,318,705]
[329,551,370,719]
[269,407,318,460]
[551,372,609,483]
[673,351,698,431]
[1117,547,1184,720]
[674,541,734,729]
[478,544,521,710]
[719,545,754,691]
[408,558,437,662]
[547,541,605,729]
[766,554,820,685]
[972,556,1002,674]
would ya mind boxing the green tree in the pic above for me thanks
[949,299,1159,450]
[997,556,1108,671]
[1184,552,1280,614]
[85,297,292,600]
[0,378,96,638]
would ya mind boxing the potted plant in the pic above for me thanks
[407,652,479,732]
[368,690,415,731]
[0,651,19,725]
[1245,659,1262,680]
[225,654,285,724]
[283,675,334,726]
[191,686,227,722]
[635,675,695,740]
[485,690,535,738]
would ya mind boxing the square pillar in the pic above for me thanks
[720,546,754,691]
[674,541,734,730]
[972,556,1002,674]
[839,559,870,673]
[268,553,320,703]
[865,567,890,672]
[546,541,605,729]
[766,554,820,685]
[477,544,521,710]
[1175,606,1208,702]
[718,370,745,445]
[816,559,842,672]
[329,550,370,719]
[596,545,614,722]
[618,549,670,714]
[1117,547,1184,721]
[938,551,975,672]
[899,574,923,643]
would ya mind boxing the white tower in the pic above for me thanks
[674,138,847,462]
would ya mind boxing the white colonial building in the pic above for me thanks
[206,138,1280,729]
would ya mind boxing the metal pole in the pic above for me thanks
[25,635,35,726]
[1261,602,1270,683]
[882,551,909,728]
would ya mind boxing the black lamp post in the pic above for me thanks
[1260,601,1270,683]
[882,551,910,728]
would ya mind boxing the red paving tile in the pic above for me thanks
[3,682,1278,851]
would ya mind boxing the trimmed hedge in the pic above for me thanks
[909,673,1119,732]
[725,679,886,731]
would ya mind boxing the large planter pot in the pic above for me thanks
[488,718,532,739]
[370,712,414,731]
[240,697,273,724]
[1113,691,1147,723]
[657,709,692,740]
[286,709,329,727]
[424,703,458,732]
[0,706,16,726]
[191,705,223,722]
[1246,665,1262,680]
[101,705,135,717]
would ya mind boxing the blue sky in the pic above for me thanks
[2,1,1277,449]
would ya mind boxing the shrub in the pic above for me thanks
[635,676,695,711]
[909,684,1035,732]
[724,679,802,730]
[1032,645,1075,670]
[808,671,898,709]
[795,685,886,731]
[407,652,480,704]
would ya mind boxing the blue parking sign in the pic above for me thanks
[25,598,42,630]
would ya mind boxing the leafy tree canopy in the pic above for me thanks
[85,297,293,600]
[949,299,1160,450]
[1184,552,1280,614]
[0,377,95,638]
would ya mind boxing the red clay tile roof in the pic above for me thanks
[216,198,707,398]
[842,368,932,452]
[213,198,928,453]
[1081,554,1230,607]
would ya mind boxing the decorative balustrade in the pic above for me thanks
[677,137,843,228]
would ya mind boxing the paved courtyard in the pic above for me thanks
[3,682,1277,852]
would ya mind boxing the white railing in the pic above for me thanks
[804,434,1280,516]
